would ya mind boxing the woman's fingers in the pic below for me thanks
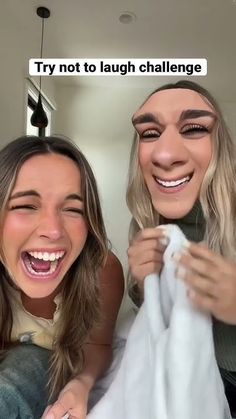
[174,250,219,284]
[187,288,216,313]
[177,267,219,298]
[174,242,236,324]
[127,227,170,292]
[128,228,169,282]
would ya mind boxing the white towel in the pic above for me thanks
[88,225,231,419]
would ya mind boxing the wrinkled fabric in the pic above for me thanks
[0,344,50,418]
[88,225,231,419]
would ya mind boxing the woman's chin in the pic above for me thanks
[21,287,56,300]
[156,203,195,220]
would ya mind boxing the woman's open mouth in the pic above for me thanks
[21,250,66,279]
[154,173,193,192]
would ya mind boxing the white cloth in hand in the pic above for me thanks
[88,225,231,419]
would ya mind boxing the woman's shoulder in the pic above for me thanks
[104,251,123,272]
[88,251,125,344]
[99,251,125,299]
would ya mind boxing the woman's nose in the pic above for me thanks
[37,211,64,241]
[151,127,188,169]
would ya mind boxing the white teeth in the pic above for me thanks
[28,250,65,261]
[156,175,190,187]
[24,258,59,276]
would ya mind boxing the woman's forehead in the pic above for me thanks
[134,88,214,119]
[12,153,82,194]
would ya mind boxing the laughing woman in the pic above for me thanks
[0,136,124,419]
[127,80,236,416]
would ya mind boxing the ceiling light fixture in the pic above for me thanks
[31,6,50,132]
[119,11,137,24]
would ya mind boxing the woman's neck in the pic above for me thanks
[160,201,205,242]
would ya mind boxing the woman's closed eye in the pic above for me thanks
[9,204,37,211]
[139,129,161,142]
[63,207,84,216]
[181,124,210,138]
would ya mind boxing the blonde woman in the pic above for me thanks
[127,80,236,416]
[0,136,124,419]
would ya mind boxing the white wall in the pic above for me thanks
[221,102,236,140]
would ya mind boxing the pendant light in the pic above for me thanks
[30,6,50,130]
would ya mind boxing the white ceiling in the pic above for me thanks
[5,0,236,100]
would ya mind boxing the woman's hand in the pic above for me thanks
[42,377,89,419]
[128,227,169,290]
[174,241,236,324]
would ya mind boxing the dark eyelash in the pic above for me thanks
[10,205,36,210]
[140,129,161,141]
[65,208,84,215]
[181,124,209,134]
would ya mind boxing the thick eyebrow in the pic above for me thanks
[9,190,83,202]
[132,113,160,126]
[179,109,216,121]
[65,193,83,202]
[132,109,216,127]
[9,190,40,200]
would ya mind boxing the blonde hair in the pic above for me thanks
[0,136,108,399]
[127,80,236,259]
